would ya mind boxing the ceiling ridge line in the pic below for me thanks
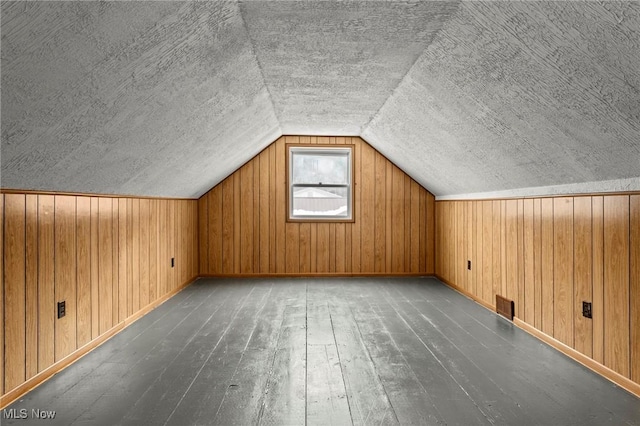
[237,0,283,138]
[359,2,464,138]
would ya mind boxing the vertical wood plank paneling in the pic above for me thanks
[25,195,38,379]
[500,200,507,298]
[300,223,311,272]
[410,181,420,273]
[176,202,183,284]
[373,151,385,272]
[275,138,286,273]
[592,196,605,364]
[221,178,234,273]
[554,197,574,347]
[211,188,223,274]
[260,150,270,273]
[269,145,277,273]
[170,200,176,290]
[149,200,158,304]
[574,196,593,357]
[286,137,300,274]
[630,195,640,383]
[111,200,119,328]
[434,201,441,276]
[482,200,493,305]
[385,162,393,272]
[286,230,300,274]
[541,198,554,336]
[317,219,330,273]
[462,202,475,294]
[4,194,26,391]
[240,163,254,273]
[233,175,241,274]
[426,193,435,274]
[155,200,164,298]
[198,195,209,274]
[310,225,318,273]
[126,199,134,315]
[286,220,300,273]
[131,198,140,312]
[475,201,483,298]
[198,136,437,276]
[328,223,336,272]
[253,159,261,273]
[335,223,345,273]
[523,199,535,325]
[517,200,525,320]
[419,190,427,273]
[90,197,100,338]
[98,198,113,335]
[118,199,128,323]
[449,201,455,282]
[392,166,405,272]
[38,195,56,370]
[55,195,77,361]
[139,199,150,308]
[404,175,412,272]
[533,199,543,330]
[361,143,375,272]
[76,197,92,347]
[492,200,501,305]
[454,203,461,288]
[0,195,3,394]
[603,195,630,377]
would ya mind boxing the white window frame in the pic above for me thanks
[287,144,354,222]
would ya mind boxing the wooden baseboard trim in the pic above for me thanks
[434,274,495,311]
[434,275,640,399]
[200,272,433,278]
[124,277,197,326]
[0,277,196,408]
[0,323,123,408]
[514,318,640,399]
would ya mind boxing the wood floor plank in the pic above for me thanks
[340,283,446,425]
[257,286,307,426]
[122,284,264,425]
[307,344,352,425]
[208,282,291,425]
[326,281,398,425]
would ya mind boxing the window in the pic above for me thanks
[287,144,354,221]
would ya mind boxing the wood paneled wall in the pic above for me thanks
[199,136,435,275]
[436,195,640,386]
[1,193,198,398]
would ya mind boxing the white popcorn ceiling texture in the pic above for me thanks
[2,1,639,199]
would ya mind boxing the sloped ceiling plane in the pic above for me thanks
[2,1,639,199]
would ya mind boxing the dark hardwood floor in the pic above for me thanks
[4,277,640,425]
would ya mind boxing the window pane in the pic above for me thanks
[292,153,348,185]
[292,186,349,217]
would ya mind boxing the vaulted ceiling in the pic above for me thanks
[2,1,639,199]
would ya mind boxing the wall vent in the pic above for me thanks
[496,295,514,321]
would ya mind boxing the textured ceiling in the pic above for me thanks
[2,1,639,199]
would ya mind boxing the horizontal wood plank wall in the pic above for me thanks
[198,136,436,275]
[435,194,639,387]
[1,193,198,400]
